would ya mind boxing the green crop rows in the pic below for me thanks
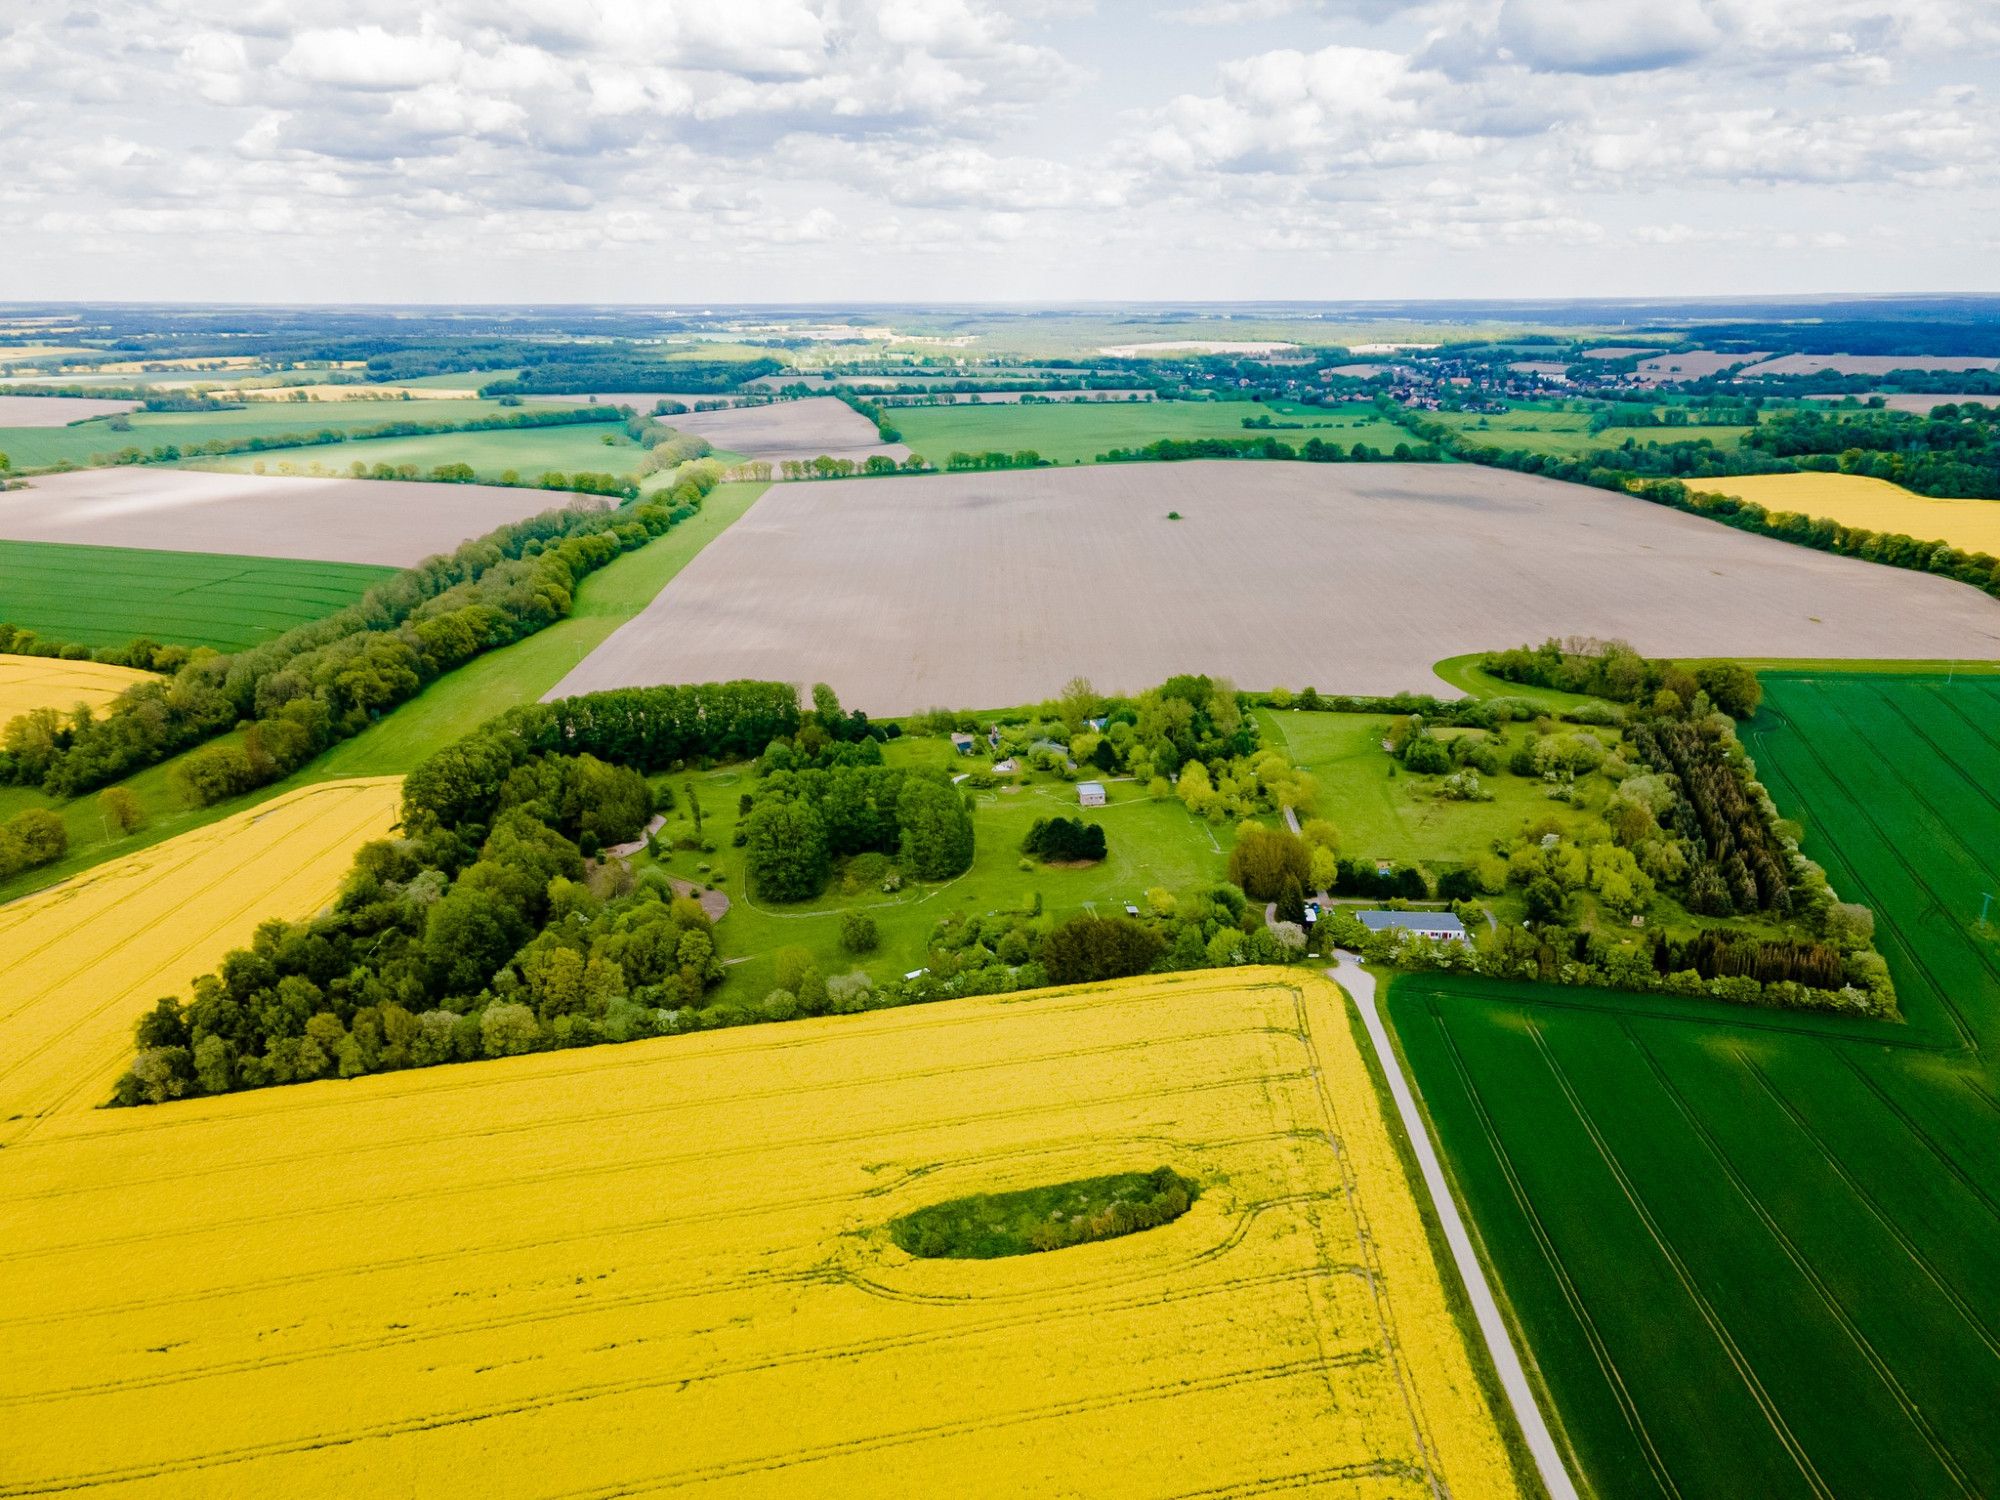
[1386,671,2000,1498]
[0,539,395,652]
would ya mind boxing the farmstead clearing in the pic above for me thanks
[552,461,2000,713]
[0,652,155,729]
[0,777,399,1146]
[2,969,1524,1499]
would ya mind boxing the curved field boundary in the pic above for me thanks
[0,970,1526,1499]
[0,777,401,1145]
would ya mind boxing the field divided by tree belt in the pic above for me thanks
[0,539,395,651]
[1385,671,2000,1499]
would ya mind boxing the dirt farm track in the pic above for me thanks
[548,461,2000,713]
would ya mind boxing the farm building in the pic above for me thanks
[1354,910,1469,944]
[1077,781,1107,808]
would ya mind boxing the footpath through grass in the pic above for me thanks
[1385,671,2000,1499]
[0,483,766,902]
[0,539,394,651]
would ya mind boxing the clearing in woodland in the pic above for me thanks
[1386,672,2000,1498]
[1697,472,2000,557]
[0,776,400,1147]
[0,969,1524,1499]
[550,462,2000,714]
[0,653,156,729]
[0,538,394,651]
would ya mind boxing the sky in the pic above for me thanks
[2,0,1996,303]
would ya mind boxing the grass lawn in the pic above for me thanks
[0,397,561,470]
[0,539,394,651]
[1385,671,2000,1498]
[893,399,1412,465]
[0,484,768,903]
[186,421,651,483]
[1255,706,1602,864]
[642,750,1230,1006]
[1428,652,1615,712]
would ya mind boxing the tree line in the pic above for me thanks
[70,403,628,472]
[1,467,725,801]
[114,748,720,1105]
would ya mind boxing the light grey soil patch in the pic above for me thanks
[0,467,609,566]
[547,460,2000,715]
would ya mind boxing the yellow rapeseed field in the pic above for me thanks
[0,776,399,1146]
[0,652,156,731]
[1700,472,2000,555]
[0,969,1522,1499]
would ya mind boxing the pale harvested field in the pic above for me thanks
[0,653,155,729]
[0,395,141,425]
[0,468,609,567]
[1505,361,1570,378]
[552,461,2000,713]
[1741,353,2000,377]
[1698,472,2000,556]
[1633,350,1767,381]
[1579,346,1660,359]
[0,969,1522,1500]
[233,384,475,402]
[0,777,399,1147]
[670,395,911,463]
[1807,392,2000,413]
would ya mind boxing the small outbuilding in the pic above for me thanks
[950,733,976,755]
[1077,781,1107,808]
[1354,910,1469,944]
[992,757,1018,774]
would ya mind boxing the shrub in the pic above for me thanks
[839,909,880,954]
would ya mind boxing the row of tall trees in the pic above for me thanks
[1,467,724,801]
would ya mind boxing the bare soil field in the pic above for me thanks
[1579,346,1661,359]
[549,462,2000,714]
[0,468,606,567]
[1633,350,1768,381]
[1098,340,1298,356]
[1806,391,2000,413]
[0,395,142,426]
[669,396,910,463]
[1505,361,1570,378]
[1741,354,2000,377]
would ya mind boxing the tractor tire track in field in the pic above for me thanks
[1424,997,1672,1499]
[5,1072,1312,1264]
[1626,1026,1978,1497]
[1737,1049,2000,1361]
[3,1018,1284,1203]
[1524,1022,1835,1500]
[1749,708,1984,1052]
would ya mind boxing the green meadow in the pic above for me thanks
[0,397,559,470]
[893,398,1412,465]
[186,420,652,484]
[0,539,393,651]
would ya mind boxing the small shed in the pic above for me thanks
[992,758,1018,774]
[1355,910,1469,944]
[950,733,975,755]
[1077,781,1107,808]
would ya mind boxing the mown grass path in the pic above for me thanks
[1385,672,2000,1499]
